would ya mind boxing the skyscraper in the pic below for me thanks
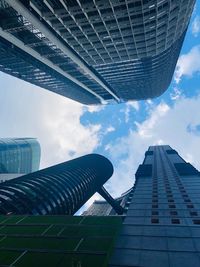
[0,138,41,176]
[109,145,200,267]
[0,0,195,104]
[83,188,132,216]
[0,154,114,215]
[0,145,200,267]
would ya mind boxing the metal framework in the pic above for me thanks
[0,154,114,215]
[83,187,133,216]
[0,0,195,104]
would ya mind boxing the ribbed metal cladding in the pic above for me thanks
[0,154,113,215]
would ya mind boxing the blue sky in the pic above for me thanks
[0,2,200,210]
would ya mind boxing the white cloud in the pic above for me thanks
[0,73,101,169]
[104,145,110,152]
[127,101,140,111]
[175,45,200,84]
[124,101,140,123]
[86,105,104,113]
[170,87,181,100]
[124,107,130,123]
[104,126,115,134]
[2,73,200,214]
[147,100,153,105]
[191,16,200,37]
[105,95,200,197]
[136,102,170,138]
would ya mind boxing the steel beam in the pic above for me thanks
[0,27,104,103]
[5,0,120,103]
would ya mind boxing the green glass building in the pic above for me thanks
[0,138,41,174]
[0,215,122,267]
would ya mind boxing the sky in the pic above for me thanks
[0,2,200,212]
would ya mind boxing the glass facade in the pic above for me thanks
[0,138,40,174]
[0,0,195,104]
[0,215,122,267]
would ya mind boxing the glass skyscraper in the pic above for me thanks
[0,138,41,174]
[0,0,195,104]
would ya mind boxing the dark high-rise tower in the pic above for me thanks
[109,145,200,267]
[0,138,41,174]
[0,0,195,104]
[0,154,114,215]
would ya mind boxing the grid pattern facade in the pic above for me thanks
[0,215,122,267]
[83,200,115,216]
[110,145,200,267]
[0,138,40,174]
[83,188,133,216]
[0,0,195,104]
[0,154,113,215]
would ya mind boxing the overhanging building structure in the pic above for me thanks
[0,0,195,104]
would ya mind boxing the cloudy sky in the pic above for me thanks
[0,2,200,211]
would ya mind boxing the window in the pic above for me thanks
[152,204,158,209]
[166,190,172,194]
[152,199,158,203]
[193,219,200,225]
[180,190,186,193]
[190,211,198,217]
[152,211,159,216]
[171,218,180,224]
[151,218,159,224]
[184,199,191,203]
[170,211,178,216]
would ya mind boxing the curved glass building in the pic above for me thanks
[0,154,113,215]
[0,138,41,174]
[0,0,195,104]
